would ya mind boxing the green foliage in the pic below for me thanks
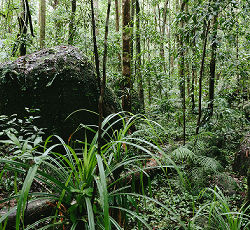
[0,113,182,229]
[0,0,249,228]
[190,186,250,230]
[168,146,225,193]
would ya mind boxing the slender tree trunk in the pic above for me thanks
[136,0,144,112]
[168,0,172,83]
[115,0,120,31]
[130,0,135,77]
[191,58,196,111]
[191,14,197,111]
[147,39,152,105]
[208,12,218,118]
[160,0,169,72]
[19,0,28,55]
[196,19,210,135]
[186,62,190,96]
[178,1,187,145]
[247,168,250,205]
[39,0,46,48]
[90,0,100,89]
[185,3,190,97]
[98,0,111,155]
[93,0,99,35]
[68,0,76,45]
[12,0,34,56]
[90,0,100,207]
[122,0,131,112]
[115,0,121,70]
[52,0,60,43]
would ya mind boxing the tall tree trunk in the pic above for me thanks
[168,0,172,83]
[178,0,187,145]
[19,0,28,56]
[160,0,169,72]
[93,0,99,35]
[90,0,100,89]
[39,0,46,48]
[130,0,135,77]
[247,168,250,205]
[136,0,144,112]
[191,58,196,111]
[52,0,60,43]
[115,0,120,31]
[147,39,152,105]
[12,0,34,56]
[90,0,100,207]
[98,0,111,157]
[185,3,190,97]
[196,19,210,135]
[208,12,218,118]
[68,0,76,45]
[122,0,131,112]
[191,14,197,111]
[115,0,121,70]
[191,32,196,111]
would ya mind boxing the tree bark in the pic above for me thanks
[208,12,218,119]
[98,0,112,153]
[19,0,28,56]
[196,19,210,135]
[90,0,100,90]
[90,0,100,206]
[93,0,99,35]
[115,0,120,31]
[178,0,187,145]
[147,40,152,105]
[122,0,132,112]
[0,199,55,230]
[68,0,76,45]
[12,0,29,56]
[247,167,250,204]
[191,59,196,111]
[39,0,46,48]
[136,0,144,112]
[168,0,172,83]
[115,0,121,70]
[160,0,169,72]
[130,0,135,77]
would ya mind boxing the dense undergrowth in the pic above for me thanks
[0,102,249,229]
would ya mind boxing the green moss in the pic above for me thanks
[0,46,121,141]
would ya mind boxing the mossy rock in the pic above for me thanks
[0,46,121,140]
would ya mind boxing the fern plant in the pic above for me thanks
[168,146,224,192]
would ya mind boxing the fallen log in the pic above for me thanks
[0,157,164,229]
[0,199,55,229]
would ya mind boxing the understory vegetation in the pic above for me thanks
[0,0,250,229]
[0,109,249,229]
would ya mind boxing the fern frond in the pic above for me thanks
[197,156,223,173]
[171,147,196,161]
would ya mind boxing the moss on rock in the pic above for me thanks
[0,46,121,140]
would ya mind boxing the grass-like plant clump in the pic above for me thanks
[0,112,249,230]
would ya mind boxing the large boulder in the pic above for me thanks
[0,46,121,140]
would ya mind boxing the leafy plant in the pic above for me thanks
[0,113,184,229]
[190,186,250,230]
[0,109,45,157]
[168,145,225,193]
